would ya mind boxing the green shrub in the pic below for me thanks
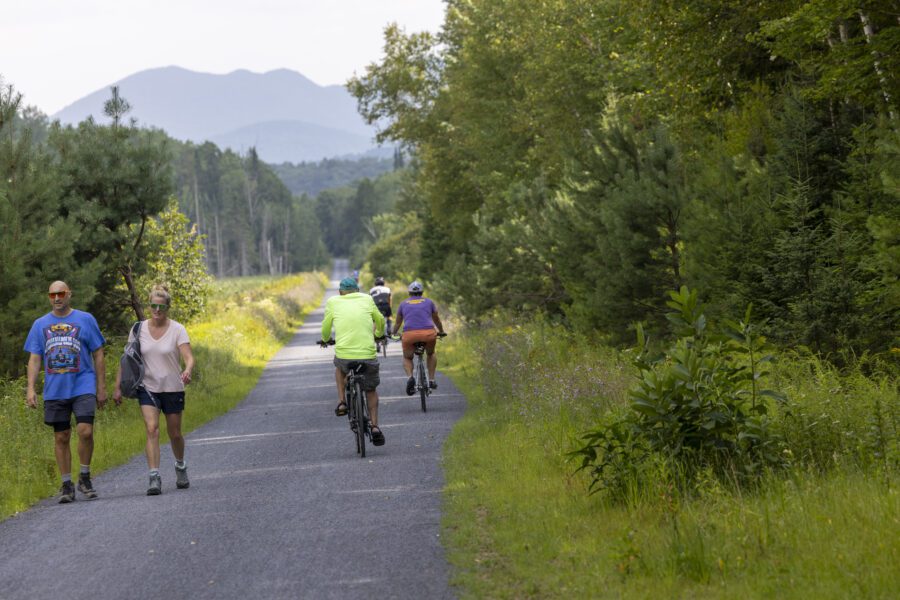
[572,287,790,498]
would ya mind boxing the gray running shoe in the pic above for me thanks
[147,473,162,496]
[77,474,98,499]
[175,464,190,489]
[58,481,76,504]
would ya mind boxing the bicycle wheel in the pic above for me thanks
[354,381,367,458]
[417,356,428,412]
[347,383,361,454]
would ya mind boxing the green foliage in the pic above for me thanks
[314,169,406,258]
[270,156,394,196]
[441,315,900,598]
[753,0,900,112]
[348,0,899,362]
[0,80,104,377]
[47,91,173,326]
[134,198,212,323]
[171,140,329,278]
[573,288,789,498]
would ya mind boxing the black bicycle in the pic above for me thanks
[318,339,371,457]
[411,332,447,412]
[376,324,390,357]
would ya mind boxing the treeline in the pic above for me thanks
[313,169,406,265]
[1,85,181,376]
[271,155,396,196]
[349,0,899,360]
[170,142,328,276]
[0,82,334,377]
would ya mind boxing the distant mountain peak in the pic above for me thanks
[52,66,376,163]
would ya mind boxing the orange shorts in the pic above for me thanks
[401,329,437,358]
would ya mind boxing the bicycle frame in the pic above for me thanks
[345,364,370,457]
[413,343,430,412]
[317,338,373,457]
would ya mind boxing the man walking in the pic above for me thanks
[25,281,107,502]
[321,277,387,445]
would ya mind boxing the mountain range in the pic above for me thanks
[52,66,384,163]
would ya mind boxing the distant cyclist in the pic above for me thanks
[321,277,387,445]
[369,276,393,334]
[392,281,446,395]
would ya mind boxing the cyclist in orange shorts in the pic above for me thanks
[391,281,446,395]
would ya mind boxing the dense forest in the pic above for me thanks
[0,80,401,377]
[271,154,396,196]
[350,0,899,361]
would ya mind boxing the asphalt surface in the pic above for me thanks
[0,262,464,600]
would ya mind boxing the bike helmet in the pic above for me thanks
[408,280,424,293]
[375,276,385,286]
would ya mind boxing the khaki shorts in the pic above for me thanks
[401,329,437,359]
[333,357,381,391]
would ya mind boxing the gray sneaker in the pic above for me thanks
[58,481,76,504]
[77,474,98,499]
[175,464,190,489]
[147,473,162,496]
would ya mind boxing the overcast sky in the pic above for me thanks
[1,0,446,116]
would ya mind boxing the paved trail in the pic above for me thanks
[0,263,464,599]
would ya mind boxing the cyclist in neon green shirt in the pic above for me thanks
[321,277,387,445]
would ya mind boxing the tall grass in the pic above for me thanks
[0,272,326,520]
[441,318,900,599]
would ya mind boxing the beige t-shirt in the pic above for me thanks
[128,320,190,393]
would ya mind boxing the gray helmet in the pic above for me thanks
[408,280,424,293]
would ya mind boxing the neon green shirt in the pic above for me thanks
[321,292,386,359]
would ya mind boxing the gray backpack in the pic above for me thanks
[119,321,145,398]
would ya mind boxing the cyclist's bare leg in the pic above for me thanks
[427,352,438,380]
[365,389,380,428]
[402,356,414,377]
[334,367,347,406]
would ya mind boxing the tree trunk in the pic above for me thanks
[240,236,250,276]
[214,212,224,278]
[121,265,145,322]
[859,10,896,119]
[283,205,290,274]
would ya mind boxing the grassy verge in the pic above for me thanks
[440,320,899,599]
[0,272,327,520]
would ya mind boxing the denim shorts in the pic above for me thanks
[333,357,380,391]
[137,388,185,415]
[44,394,96,431]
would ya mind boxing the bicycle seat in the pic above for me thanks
[347,361,368,374]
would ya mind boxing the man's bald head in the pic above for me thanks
[48,281,70,293]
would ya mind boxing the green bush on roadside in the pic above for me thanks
[440,304,899,598]
[572,287,791,499]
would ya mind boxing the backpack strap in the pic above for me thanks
[131,321,143,355]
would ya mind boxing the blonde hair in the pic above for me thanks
[149,284,171,305]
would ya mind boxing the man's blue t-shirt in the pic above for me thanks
[24,310,105,401]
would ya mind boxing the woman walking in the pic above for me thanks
[114,286,195,495]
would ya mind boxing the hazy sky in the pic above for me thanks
[2,0,446,115]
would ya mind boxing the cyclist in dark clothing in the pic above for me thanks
[369,277,393,333]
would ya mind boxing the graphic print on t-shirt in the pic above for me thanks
[44,322,82,374]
